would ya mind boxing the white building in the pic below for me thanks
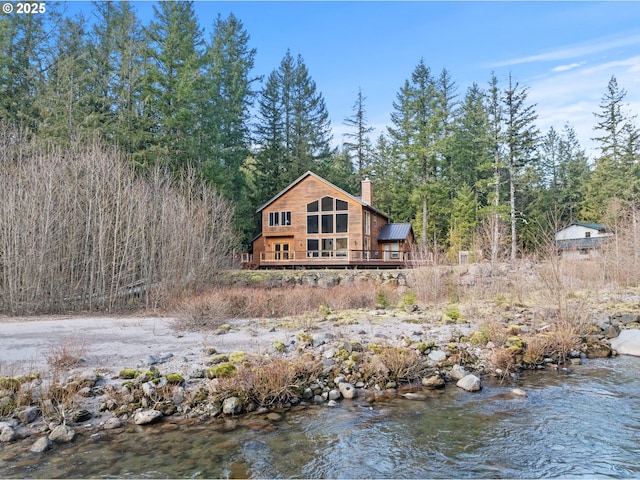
[555,222,611,259]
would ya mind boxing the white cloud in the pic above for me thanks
[551,62,583,73]
[526,55,640,159]
[489,33,640,68]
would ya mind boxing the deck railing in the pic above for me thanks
[257,250,409,263]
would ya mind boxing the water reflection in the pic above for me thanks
[3,356,640,478]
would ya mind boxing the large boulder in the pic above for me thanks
[338,382,356,400]
[134,409,163,425]
[610,329,640,357]
[456,374,482,392]
[222,397,242,415]
[49,424,76,443]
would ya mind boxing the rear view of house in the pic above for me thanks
[244,171,414,268]
[555,222,611,259]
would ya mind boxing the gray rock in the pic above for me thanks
[328,389,342,401]
[312,395,325,404]
[222,397,241,415]
[610,329,640,357]
[450,364,469,381]
[146,353,174,366]
[134,409,163,425]
[49,424,76,443]
[18,406,39,424]
[620,313,640,325]
[30,436,52,453]
[323,349,336,359]
[327,400,338,407]
[604,324,621,339]
[0,422,17,442]
[72,409,91,423]
[422,375,445,389]
[338,382,356,400]
[456,374,482,392]
[142,382,155,397]
[302,387,313,400]
[103,417,122,430]
[428,350,447,363]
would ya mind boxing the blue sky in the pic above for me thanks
[72,1,640,159]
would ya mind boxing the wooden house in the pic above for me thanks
[555,222,611,259]
[244,171,414,268]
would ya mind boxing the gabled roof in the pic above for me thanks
[559,222,606,232]
[378,223,413,242]
[256,171,389,219]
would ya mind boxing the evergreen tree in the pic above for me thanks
[201,13,258,243]
[37,15,95,143]
[0,10,49,131]
[451,82,493,205]
[140,0,204,171]
[90,1,146,158]
[503,72,539,260]
[252,50,334,205]
[585,76,640,218]
[343,88,374,178]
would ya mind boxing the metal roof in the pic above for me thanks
[378,223,413,242]
[564,222,606,232]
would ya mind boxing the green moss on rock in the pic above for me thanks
[206,362,237,379]
[166,373,185,385]
[119,369,138,380]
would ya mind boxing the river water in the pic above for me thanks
[2,356,640,479]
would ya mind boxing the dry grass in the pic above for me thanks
[174,283,399,330]
[45,337,88,373]
[208,356,322,407]
[361,346,424,384]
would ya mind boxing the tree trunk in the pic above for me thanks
[509,163,517,262]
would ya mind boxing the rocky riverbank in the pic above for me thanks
[2,295,639,455]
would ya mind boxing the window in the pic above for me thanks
[307,201,318,213]
[307,215,319,234]
[322,238,334,257]
[585,232,591,238]
[336,214,348,233]
[307,239,319,258]
[322,214,333,233]
[269,211,291,227]
[321,196,334,211]
[365,211,371,235]
[336,199,348,211]
[336,238,348,257]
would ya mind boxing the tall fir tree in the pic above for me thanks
[252,50,333,205]
[90,1,146,158]
[0,9,50,131]
[201,13,258,243]
[343,88,374,178]
[140,0,204,171]
[503,72,539,260]
[584,76,640,219]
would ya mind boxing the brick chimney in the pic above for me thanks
[361,178,373,205]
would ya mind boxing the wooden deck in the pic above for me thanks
[242,250,410,269]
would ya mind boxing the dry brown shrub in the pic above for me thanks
[175,283,396,330]
[45,337,88,373]
[0,128,236,314]
[209,356,322,407]
[522,334,552,365]
[361,346,423,384]
[547,320,580,363]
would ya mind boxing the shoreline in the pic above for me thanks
[1,301,635,453]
